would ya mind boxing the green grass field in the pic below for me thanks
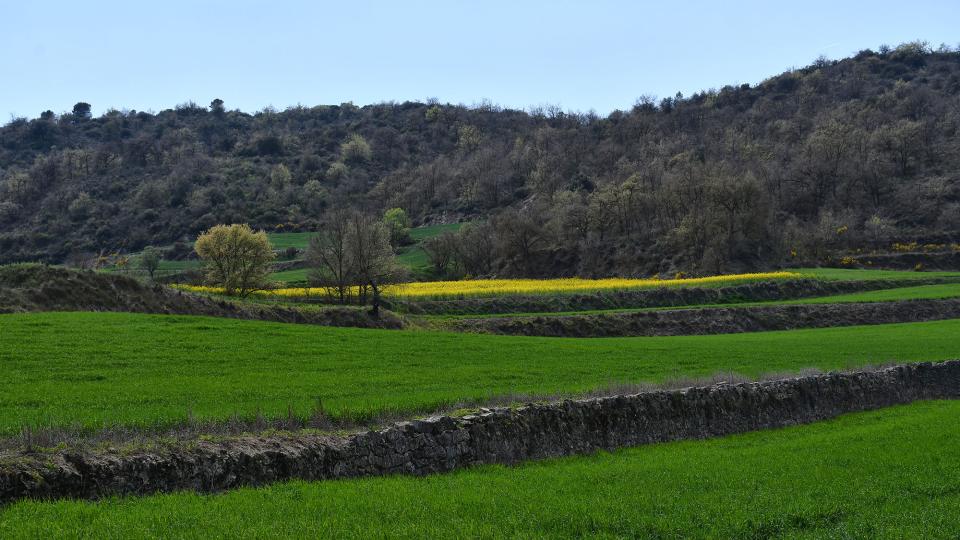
[264,231,314,250]
[407,222,463,241]
[2,312,960,434]
[3,400,957,538]
[266,267,310,283]
[793,267,960,281]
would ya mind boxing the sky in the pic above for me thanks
[2,0,958,120]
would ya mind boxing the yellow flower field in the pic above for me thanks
[174,271,801,300]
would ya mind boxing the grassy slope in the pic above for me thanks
[396,223,464,278]
[430,282,960,320]
[2,312,960,434]
[793,267,960,280]
[3,400,958,538]
[264,232,314,250]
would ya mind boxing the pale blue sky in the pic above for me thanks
[2,0,958,119]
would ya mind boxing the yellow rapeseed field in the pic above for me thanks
[174,271,801,300]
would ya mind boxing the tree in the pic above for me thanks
[346,213,403,316]
[422,231,459,276]
[340,134,372,164]
[210,98,225,117]
[194,224,275,296]
[139,246,162,281]
[383,207,411,248]
[306,209,353,304]
[455,222,495,276]
[72,102,92,120]
[270,163,292,190]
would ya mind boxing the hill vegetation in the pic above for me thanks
[1,42,959,276]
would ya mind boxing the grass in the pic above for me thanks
[3,400,958,538]
[793,267,960,281]
[430,282,960,321]
[267,267,310,283]
[397,223,465,277]
[267,223,463,252]
[102,258,200,278]
[407,222,463,241]
[789,282,960,303]
[2,311,960,435]
[264,232,314,250]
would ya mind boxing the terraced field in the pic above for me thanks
[3,265,960,536]
[793,267,960,281]
[3,401,958,538]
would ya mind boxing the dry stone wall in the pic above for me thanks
[2,361,958,504]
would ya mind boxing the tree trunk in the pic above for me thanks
[370,282,380,318]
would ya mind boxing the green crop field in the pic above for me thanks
[793,267,960,281]
[789,282,960,303]
[3,400,957,538]
[2,312,960,434]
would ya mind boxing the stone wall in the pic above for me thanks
[2,361,958,504]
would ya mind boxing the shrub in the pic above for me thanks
[194,224,275,296]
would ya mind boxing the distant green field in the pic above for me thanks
[793,267,960,281]
[397,223,464,276]
[3,400,958,538]
[2,311,960,435]
[408,222,463,241]
[267,267,310,283]
[790,282,960,303]
[102,258,200,277]
[268,223,463,252]
[264,231,314,250]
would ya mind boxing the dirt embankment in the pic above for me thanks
[447,298,960,337]
[389,278,948,316]
[0,264,403,329]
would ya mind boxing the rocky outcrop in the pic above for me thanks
[449,298,960,337]
[2,361,957,504]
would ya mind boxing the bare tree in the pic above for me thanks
[138,246,162,281]
[422,231,459,276]
[346,213,404,316]
[306,209,353,304]
[455,222,495,277]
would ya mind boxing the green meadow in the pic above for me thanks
[2,311,959,434]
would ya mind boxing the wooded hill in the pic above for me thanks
[1,41,959,276]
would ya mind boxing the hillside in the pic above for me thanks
[1,42,959,275]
